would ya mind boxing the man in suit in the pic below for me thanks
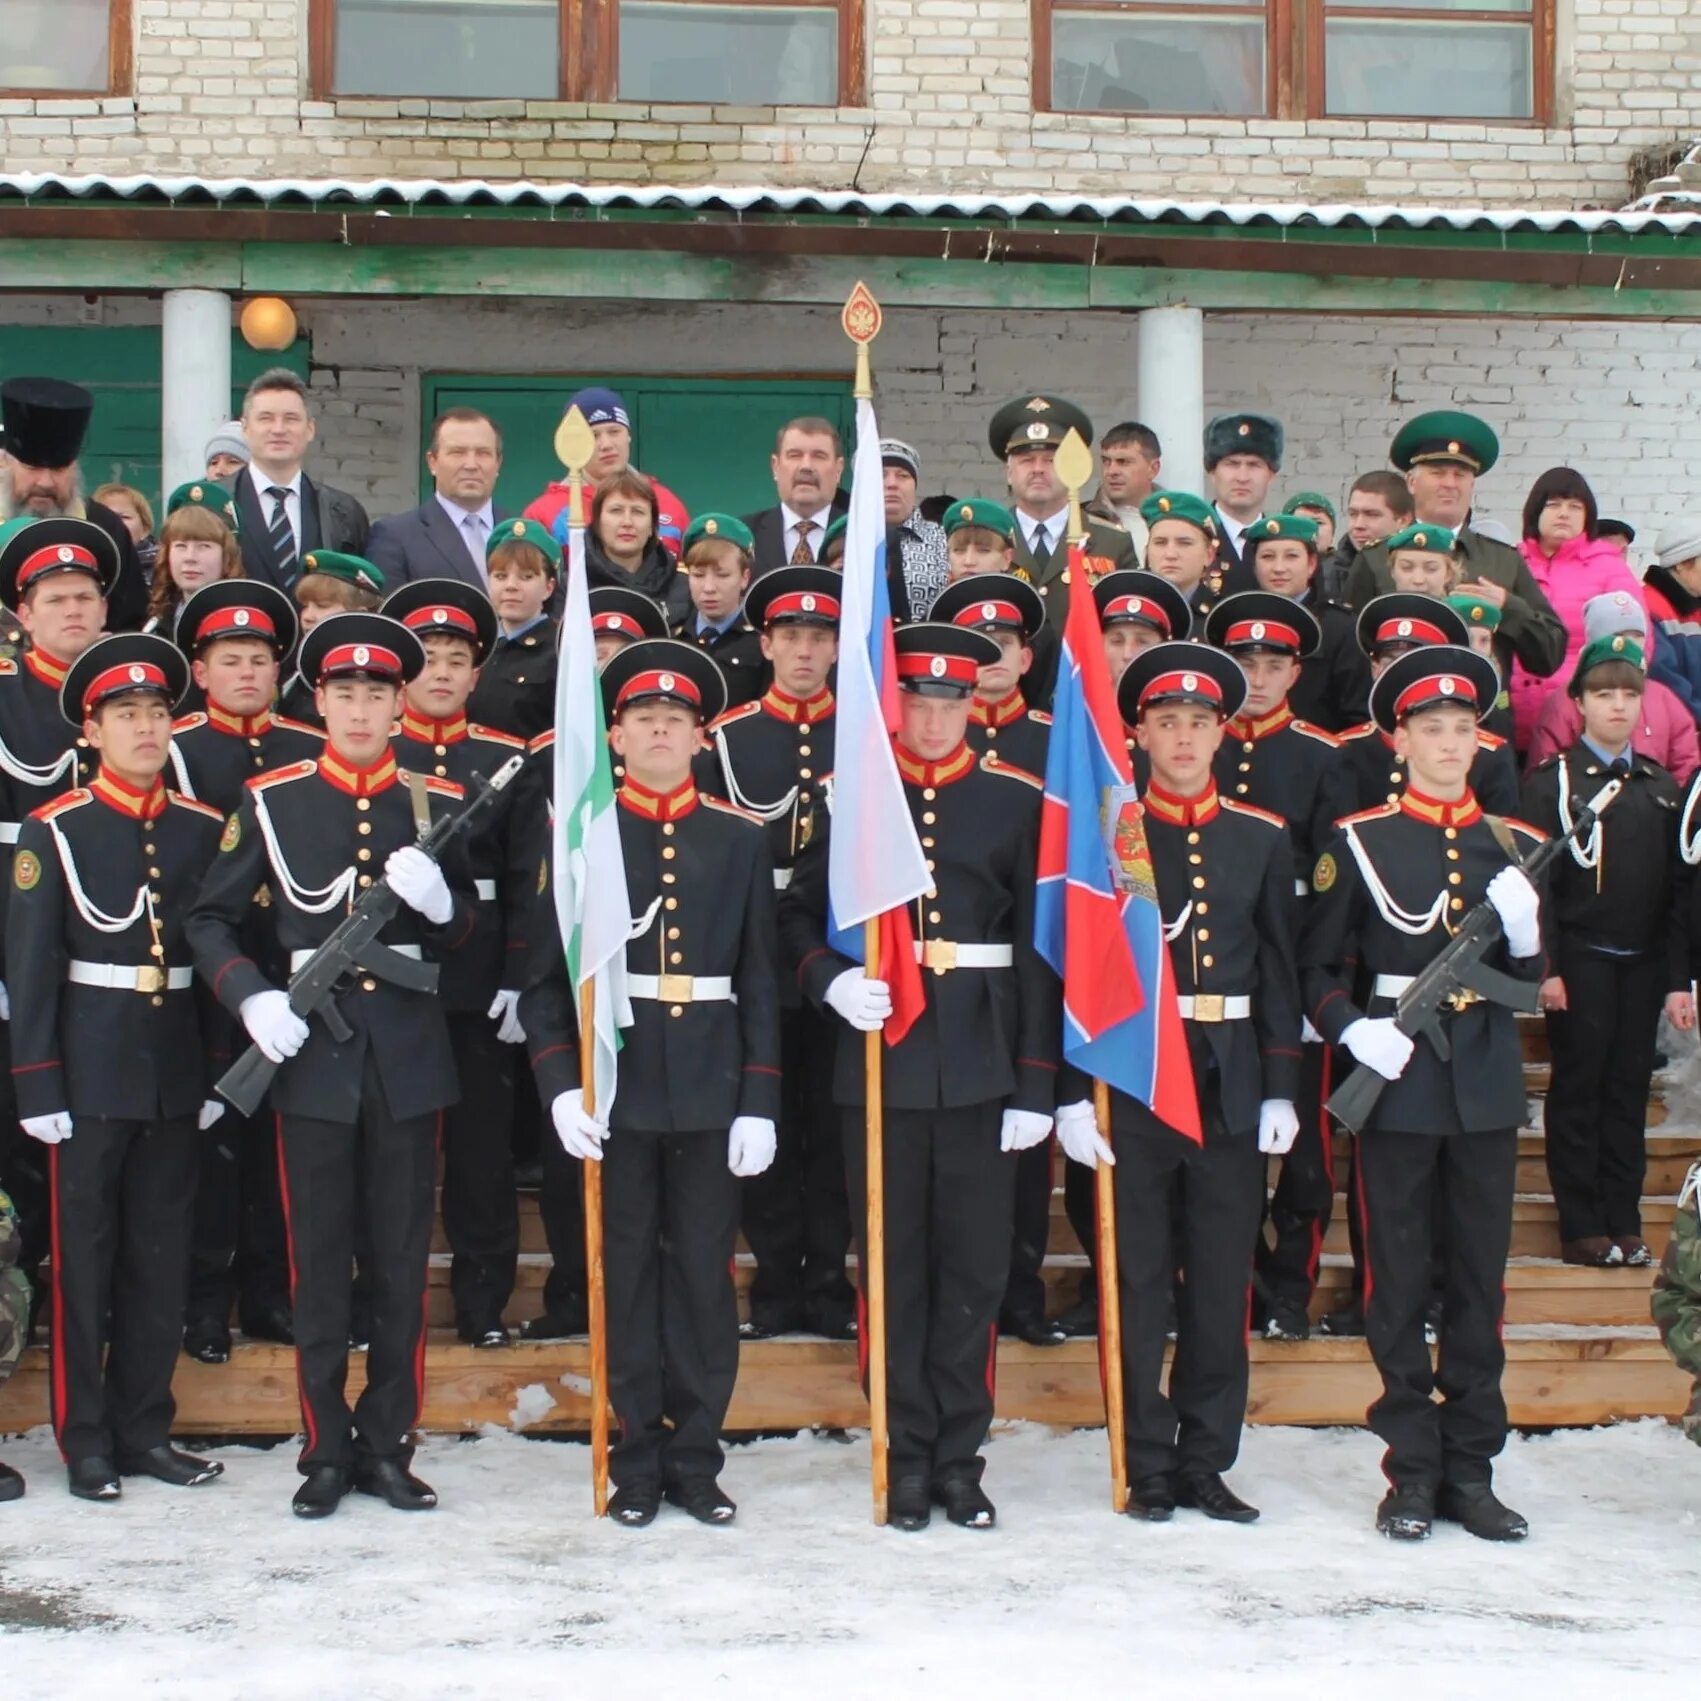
[366,408,510,591]
[223,368,370,593]
[744,417,850,575]
[1205,411,1283,599]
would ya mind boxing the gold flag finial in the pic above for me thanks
[555,405,597,529]
[842,280,882,400]
[1055,427,1093,546]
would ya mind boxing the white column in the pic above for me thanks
[160,289,232,493]
[1136,306,1206,498]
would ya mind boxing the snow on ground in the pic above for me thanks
[1,1420,1698,1700]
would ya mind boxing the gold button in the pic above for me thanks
[663,822,675,836]
[1450,897,1464,910]
[76,737,88,749]
[358,822,372,836]
[669,951,683,965]
[1187,831,1200,846]
[150,942,165,958]
[150,995,163,1008]
[1446,848,1459,861]
[798,722,810,735]
[923,788,936,801]
[798,744,811,757]
[1444,827,1458,840]
[516,675,526,684]
[986,727,997,740]
[357,798,371,812]
[1388,772,1402,785]
[1235,784,1248,795]
[926,886,938,899]
[665,896,678,910]
[922,812,936,825]
[662,871,676,884]
[1242,741,1254,753]
[1385,793,1399,805]
[662,846,676,860]
[1197,928,1210,942]
[1201,954,1214,967]
[667,926,681,940]
[922,836,935,848]
[669,1004,683,1018]
[143,844,156,857]
[357,848,371,862]
[358,874,373,888]
[926,859,936,871]
[799,791,811,804]
[249,737,262,749]
[799,768,813,779]
[362,977,377,993]
[1192,875,1206,889]
[434,744,447,757]
[1237,763,1251,773]
[1448,872,1462,885]
[1188,853,1202,864]
[435,765,447,778]
[929,910,942,924]
[148,865,161,878]
[148,891,160,904]
[1196,901,1209,915]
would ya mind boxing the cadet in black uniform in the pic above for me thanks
[1056,643,1301,1525]
[590,584,668,665]
[469,519,559,740]
[189,612,478,1520]
[780,623,1063,1532]
[522,639,781,1528]
[1522,634,1694,1267]
[7,633,226,1499]
[1301,645,1546,1543]
[699,564,853,1340]
[385,579,533,1345]
[170,580,322,1362]
[681,514,767,707]
[1095,569,1192,684]
[1203,592,1354,1341]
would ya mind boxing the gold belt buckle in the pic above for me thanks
[135,965,166,994]
[657,973,695,1002]
[1190,993,1226,1023]
[922,938,958,974]
[1443,988,1481,1013]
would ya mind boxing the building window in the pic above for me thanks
[3,0,131,95]
[1039,0,1550,120]
[311,0,860,105]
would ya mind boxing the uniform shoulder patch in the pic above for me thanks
[981,756,1043,789]
[1222,798,1285,829]
[1477,728,1507,751]
[701,796,764,826]
[422,775,466,800]
[1337,722,1376,744]
[169,792,225,822]
[468,723,527,750]
[218,811,243,852]
[172,712,209,733]
[1291,719,1340,748]
[1312,850,1338,894]
[0,657,16,676]
[273,716,326,740]
[710,701,763,731]
[31,789,91,823]
[12,847,42,891]
[1504,815,1549,846]
[246,759,318,793]
[1029,710,1054,727]
[528,730,556,756]
[1337,802,1400,828]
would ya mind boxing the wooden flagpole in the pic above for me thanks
[557,404,610,1518]
[845,281,890,1527]
[1057,427,1128,1514]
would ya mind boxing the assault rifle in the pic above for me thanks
[216,753,525,1116]
[1324,777,1622,1135]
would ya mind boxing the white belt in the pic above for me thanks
[0,823,17,844]
[475,879,497,901]
[912,940,1014,971]
[628,973,735,1002]
[1177,994,1251,1022]
[67,961,193,992]
[1373,975,1415,999]
[1294,879,1309,897]
[290,943,423,972]
[773,868,794,891]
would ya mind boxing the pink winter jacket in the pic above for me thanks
[1507,535,1646,750]
[1522,674,1701,785]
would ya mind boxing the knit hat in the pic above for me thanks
[565,387,629,430]
[1655,517,1701,569]
[880,439,921,480]
[1581,589,1648,645]
[203,421,248,468]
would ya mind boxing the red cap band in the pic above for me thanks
[1102,595,1170,633]
[1393,672,1478,719]
[897,652,980,688]
[1139,667,1224,708]
[616,667,702,709]
[595,613,644,639]
[197,605,278,643]
[321,642,403,681]
[1374,616,1447,650]
[83,660,169,711]
[950,598,1022,631]
[401,604,479,638]
[767,589,841,623]
[1223,617,1301,652]
[20,541,98,590]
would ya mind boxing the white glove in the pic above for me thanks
[551,1088,607,1162]
[21,1111,71,1145]
[0,980,9,1022]
[1258,1098,1300,1155]
[198,1099,226,1132]
[1000,1107,1053,1152]
[1055,1099,1114,1169]
[825,968,891,1033]
[1342,1016,1414,1082]
[487,989,526,1045]
[239,989,310,1064]
[385,846,454,926]
[1486,866,1541,959]
[727,1116,778,1177]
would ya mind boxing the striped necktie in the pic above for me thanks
[266,485,298,581]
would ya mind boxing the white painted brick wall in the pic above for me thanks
[0,0,1696,205]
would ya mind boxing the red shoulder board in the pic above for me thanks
[981,755,1043,789]
[274,716,326,740]
[1029,710,1054,728]
[469,724,526,750]
[710,701,763,731]
[172,712,209,734]
[1291,720,1340,748]
[169,792,225,822]
[1222,798,1285,829]
[422,775,466,800]
[1477,728,1507,751]
[246,760,318,793]
[701,796,764,825]
[1337,722,1376,744]
[1337,802,1400,828]
[1503,815,1549,846]
[528,730,555,756]
[30,789,91,823]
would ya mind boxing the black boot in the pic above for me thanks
[0,1461,24,1503]
[999,1307,1065,1347]
[67,1457,121,1502]
[932,1474,996,1529]
[888,1472,931,1532]
[1125,1473,1176,1521]
[1053,1293,1100,1338]
[117,1446,224,1487]
[1435,1481,1528,1542]
[458,1318,511,1349]
[1262,1301,1311,1342]
[521,1301,587,1342]
[353,1459,438,1511]
[292,1466,348,1520]
[1376,1484,1435,1541]
[1176,1470,1259,1524]
[238,1305,294,1346]
[608,1482,661,1528]
[1319,1300,1364,1337]
[664,1477,737,1526]
[182,1315,232,1364]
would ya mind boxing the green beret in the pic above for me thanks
[1445,593,1502,633]
[1574,632,1645,681]
[166,480,241,534]
[987,395,1093,459]
[820,514,848,553]
[1246,513,1319,551]
[300,549,385,596]
[1282,491,1335,523]
[943,499,1015,543]
[1204,412,1283,471]
[1139,490,1217,537]
[1389,410,1499,476]
[486,517,561,567]
[1385,523,1461,558]
[681,513,755,557]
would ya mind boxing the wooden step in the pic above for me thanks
[0,1329,1684,1435]
[1519,1130,1695,1194]
[1317,1197,1679,1262]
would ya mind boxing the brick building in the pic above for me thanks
[2,0,1700,532]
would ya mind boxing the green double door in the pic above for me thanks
[420,374,856,518]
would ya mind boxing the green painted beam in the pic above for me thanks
[0,241,243,290]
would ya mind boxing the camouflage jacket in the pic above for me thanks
[1653,1160,1701,1445]
[0,1185,28,1385]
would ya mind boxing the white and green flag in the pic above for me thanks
[551,512,632,1119]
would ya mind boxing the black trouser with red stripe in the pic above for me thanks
[277,1061,438,1474]
[537,1111,587,1320]
[185,1102,291,1331]
[843,1100,1011,1485]
[1256,1040,1334,1314]
[442,1011,519,1333]
[1113,1085,1264,1481]
[602,1124,741,1490]
[48,1115,198,1466]
[1002,1137,1055,1326]
[1358,1126,1517,1491]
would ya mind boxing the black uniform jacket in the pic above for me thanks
[1213,705,1354,886]
[1520,746,1689,985]
[687,616,767,709]
[1338,719,1520,816]
[391,712,532,1012]
[967,691,1050,779]
[168,705,325,811]
[467,619,557,741]
[187,751,477,1125]
[1286,590,1372,733]
[779,742,1062,1116]
[521,776,782,1135]
[8,774,224,1121]
[1300,790,1547,1136]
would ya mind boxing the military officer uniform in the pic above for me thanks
[699,565,853,1339]
[169,581,322,1360]
[1203,412,1285,599]
[187,614,478,1516]
[780,623,1063,1531]
[522,641,781,1524]
[7,634,226,1498]
[1301,646,1545,1541]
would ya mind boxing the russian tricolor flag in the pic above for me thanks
[1035,546,1201,1142]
